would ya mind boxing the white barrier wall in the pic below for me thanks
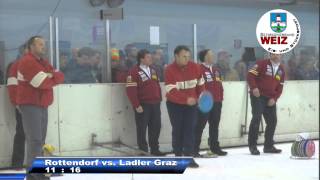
[0,85,15,167]
[0,81,319,167]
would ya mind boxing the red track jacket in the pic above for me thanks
[247,59,285,101]
[126,65,162,108]
[16,53,64,107]
[6,61,19,105]
[200,64,224,102]
[165,61,205,105]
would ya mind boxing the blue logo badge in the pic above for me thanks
[270,13,287,33]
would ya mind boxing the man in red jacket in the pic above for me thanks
[126,49,164,156]
[194,49,227,157]
[165,45,205,168]
[6,44,28,169]
[247,53,285,155]
[17,36,64,180]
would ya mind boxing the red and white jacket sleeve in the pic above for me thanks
[43,60,64,85]
[6,62,18,105]
[164,68,189,104]
[247,62,262,90]
[126,70,140,108]
[18,59,64,90]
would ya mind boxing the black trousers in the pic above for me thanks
[166,101,197,156]
[194,102,222,153]
[134,103,161,152]
[11,108,25,167]
[248,95,277,147]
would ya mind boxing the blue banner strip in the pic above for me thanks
[0,174,26,180]
[30,157,192,174]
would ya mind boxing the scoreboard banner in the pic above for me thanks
[28,157,192,174]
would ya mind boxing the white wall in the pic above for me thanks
[0,81,318,167]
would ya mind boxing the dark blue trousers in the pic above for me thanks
[166,101,197,156]
[248,95,277,148]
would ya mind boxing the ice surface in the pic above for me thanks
[1,141,318,180]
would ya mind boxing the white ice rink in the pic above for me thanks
[1,141,318,180]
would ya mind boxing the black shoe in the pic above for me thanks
[249,146,260,155]
[188,158,199,168]
[212,142,228,156]
[263,146,282,153]
[193,153,203,158]
[137,149,149,156]
[151,150,166,156]
[212,148,228,156]
[137,152,147,156]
